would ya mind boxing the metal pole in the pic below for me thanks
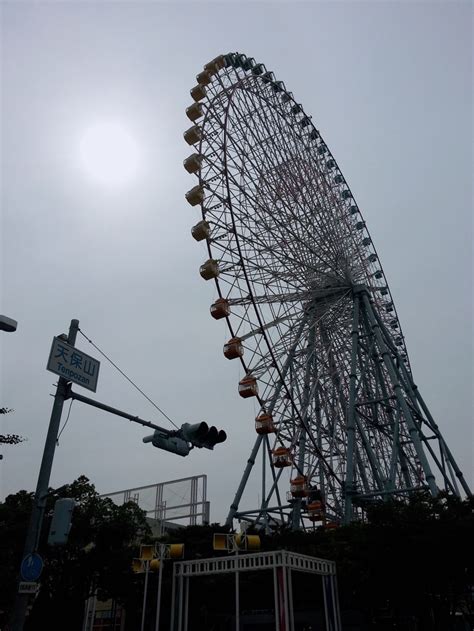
[291,322,316,529]
[332,574,342,631]
[282,565,290,631]
[155,557,164,631]
[287,568,295,631]
[11,319,79,631]
[141,561,150,631]
[344,295,360,522]
[184,577,189,631]
[69,390,171,434]
[235,552,240,631]
[226,434,264,527]
[322,575,330,631]
[89,589,97,631]
[170,564,177,631]
[329,575,338,631]
[82,595,91,631]
[261,436,266,515]
[177,571,184,631]
[273,566,280,631]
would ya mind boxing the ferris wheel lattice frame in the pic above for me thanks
[183,52,471,531]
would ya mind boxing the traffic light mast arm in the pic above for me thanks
[67,388,175,436]
[67,391,226,452]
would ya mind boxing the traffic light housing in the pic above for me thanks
[180,422,227,450]
[213,533,261,552]
[143,430,190,456]
[48,498,75,546]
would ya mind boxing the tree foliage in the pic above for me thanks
[0,484,471,630]
[0,407,25,446]
[262,492,474,629]
[0,475,150,630]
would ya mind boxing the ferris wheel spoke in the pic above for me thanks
[226,172,328,274]
[247,324,306,381]
[235,162,342,278]
[213,75,362,272]
[212,227,310,293]
[225,90,345,266]
[235,86,356,263]
[235,223,319,281]
[228,290,309,306]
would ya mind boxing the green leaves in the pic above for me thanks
[0,476,150,630]
[1,485,471,629]
[1,408,26,446]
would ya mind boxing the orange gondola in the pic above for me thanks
[210,298,230,320]
[255,413,275,435]
[238,375,258,398]
[272,447,291,468]
[223,337,243,360]
[290,476,308,498]
[307,500,324,521]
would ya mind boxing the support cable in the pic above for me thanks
[78,329,178,430]
[57,399,74,444]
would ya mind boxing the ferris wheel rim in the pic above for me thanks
[205,55,404,459]
[183,51,471,527]
[197,53,409,370]
[188,51,415,516]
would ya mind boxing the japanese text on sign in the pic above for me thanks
[47,337,100,392]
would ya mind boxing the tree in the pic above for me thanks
[0,407,25,457]
[261,492,473,629]
[0,475,150,630]
[1,483,471,630]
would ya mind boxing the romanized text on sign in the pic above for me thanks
[18,582,39,594]
[46,337,100,392]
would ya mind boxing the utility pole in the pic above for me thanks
[10,316,226,630]
[11,319,79,631]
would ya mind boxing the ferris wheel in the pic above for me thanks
[183,52,471,530]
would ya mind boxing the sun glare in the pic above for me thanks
[79,121,139,187]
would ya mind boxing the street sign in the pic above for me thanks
[20,553,43,581]
[47,337,100,392]
[18,582,39,594]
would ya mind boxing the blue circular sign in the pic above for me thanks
[20,553,43,581]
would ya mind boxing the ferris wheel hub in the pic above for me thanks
[352,284,368,295]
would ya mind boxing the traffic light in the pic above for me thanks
[143,430,190,456]
[180,422,227,450]
[48,498,75,546]
[213,533,261,552]
[140,545,154,561]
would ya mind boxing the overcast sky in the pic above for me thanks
[1,1,472,524]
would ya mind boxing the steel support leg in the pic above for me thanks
[362,293,439,496]
[344,295,360,522]
[226,316,309,527]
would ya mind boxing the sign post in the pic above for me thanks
[11,319,88,631]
